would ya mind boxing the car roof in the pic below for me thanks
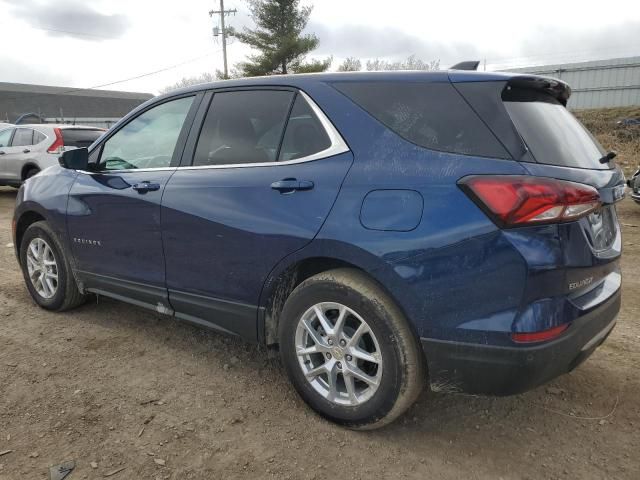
[157,69,570,105]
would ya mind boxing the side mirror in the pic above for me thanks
[59,147,89,170]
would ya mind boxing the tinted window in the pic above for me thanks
[333,81,510,158]
[503,89,607,170]
[100,96,194,170]
[0,128,13,147]
[278,95,331,161]
[33,130,46,144]
[193,90,294,166]
[62,129,103,148]
[11,128,34,147]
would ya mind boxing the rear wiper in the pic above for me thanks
[599,151,617,164]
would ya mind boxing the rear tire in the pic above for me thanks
[279,268,425,430]
[24,168,40,180]
[19,221,86,311]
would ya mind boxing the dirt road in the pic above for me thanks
[0,186,638,480]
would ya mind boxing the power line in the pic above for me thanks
[0,21,119,40]
[1,50,221,104]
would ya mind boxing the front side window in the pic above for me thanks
[100,96,194,170]
[193,90,294,166]
[0,128,13,147]
[11,128,34,147]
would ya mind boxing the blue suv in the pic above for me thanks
[13,71,624,429]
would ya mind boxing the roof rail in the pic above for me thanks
[449,61,480,71]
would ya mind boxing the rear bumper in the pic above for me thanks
[421,288,621,395]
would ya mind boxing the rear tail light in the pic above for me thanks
[459,175,600,227]
[511,324,569,343]
[47,128,64,154]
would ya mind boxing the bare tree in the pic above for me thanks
[366,55,440,71]
[160,72,218,94]
[338,57,362,72]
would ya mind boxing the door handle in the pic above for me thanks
[270,178,314,193]
[22,149,30,154]
[132,181,161,193]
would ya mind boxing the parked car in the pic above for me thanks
[628,167,640,203]
[0,124,104,187]
[13,71,624,429]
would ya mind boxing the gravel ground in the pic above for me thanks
[0,186,639,480]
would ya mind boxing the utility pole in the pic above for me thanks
[209,0,237,79]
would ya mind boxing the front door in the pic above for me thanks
[67,94,199,310]
[161,89,352,339]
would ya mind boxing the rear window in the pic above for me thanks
[62,129,103,148]
[503,88,607,170]
[332,81,510,159]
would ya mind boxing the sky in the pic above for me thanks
[1,0,639,95]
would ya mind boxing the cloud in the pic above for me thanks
[0,56,73,86]
[9,0,129,41]
[307,19,640,70]
[308,22,493,66]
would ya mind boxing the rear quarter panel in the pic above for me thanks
[266,81,532,345]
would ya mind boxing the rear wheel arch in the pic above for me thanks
[261,257,417,347]
[21,164,40,181]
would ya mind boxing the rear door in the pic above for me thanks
[161,88,352,339]
[67,94,200,310]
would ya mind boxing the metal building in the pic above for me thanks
[0,82,153,128]
[505,56,640,109]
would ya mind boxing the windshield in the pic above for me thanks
[503,89,608,170]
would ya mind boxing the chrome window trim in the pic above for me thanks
[79,90,349,175]
[181,90,349,170]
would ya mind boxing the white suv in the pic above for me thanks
[0,124,104,186]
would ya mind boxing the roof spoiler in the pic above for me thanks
[507,75,572,106]
[449,61,480,71]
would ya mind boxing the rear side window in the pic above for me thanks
[332,81,510,159]
[62,129,102,148]
[278,95,331,161]
[11,128,34,147]
[33,130,46,144]
[194,90,294,166]
[503,88,607,170]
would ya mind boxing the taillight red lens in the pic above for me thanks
[47,128,64,154]
[511,324,569,343]
[460,175,600,227]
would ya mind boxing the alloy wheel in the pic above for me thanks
[26,237,58,299]
[295,302,383,406]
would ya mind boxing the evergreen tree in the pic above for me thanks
[235,0,331,76]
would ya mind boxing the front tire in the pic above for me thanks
[279,268,425,429]
[19,221,86,311]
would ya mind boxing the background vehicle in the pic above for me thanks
[628,167,640,203]
[0,124,103,186]
[12,71,624,429]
